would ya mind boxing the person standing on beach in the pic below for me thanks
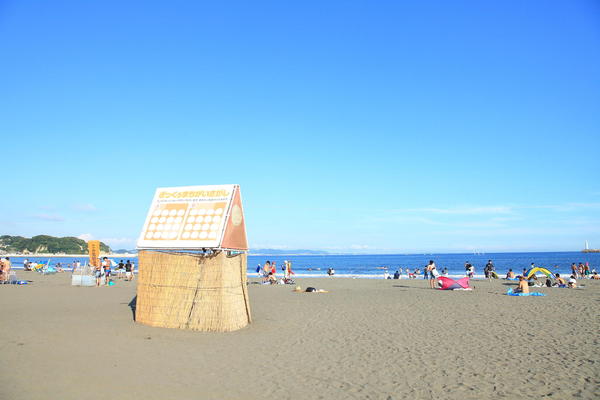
[584,262,590,278]
[426,260,437,289]
[0,259,5,283]
[117,260,125,279]
[125,260,133,281]
[2,258,12,282]
[423,265,429,280]
[94,260,103,286]
[465,261,474,278]
[484,260,494,278]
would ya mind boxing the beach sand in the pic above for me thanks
[1,273,598,399]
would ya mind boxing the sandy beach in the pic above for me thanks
[1,273,598,400]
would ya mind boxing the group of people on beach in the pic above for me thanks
[256,260,294,284]
[93,258,135,287]
[507,261,598,292]
[381,258,599,292]
[569,262,594,278]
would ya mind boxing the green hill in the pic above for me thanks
[0,235,111,255]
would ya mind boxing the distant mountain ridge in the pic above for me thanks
[0,235,111,255]
[249,248,329,255]
[112,249,138,254]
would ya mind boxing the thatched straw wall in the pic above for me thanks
[136,251,251,332]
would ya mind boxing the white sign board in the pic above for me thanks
[137,184,236,249]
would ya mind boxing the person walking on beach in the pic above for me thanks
[102,257,111,286]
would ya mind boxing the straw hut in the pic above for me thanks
[135,184,250,332]
[135,250,251,332]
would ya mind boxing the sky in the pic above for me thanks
[0,0,599,253]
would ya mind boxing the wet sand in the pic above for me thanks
[1,273,598,399]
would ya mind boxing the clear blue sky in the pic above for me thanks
[1,0,599,253]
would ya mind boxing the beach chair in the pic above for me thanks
[8,271,18,284]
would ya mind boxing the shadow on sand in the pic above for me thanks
[128,296,137,321]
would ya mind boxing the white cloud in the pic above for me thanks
[77,233,95,241]
[393,206,514,215]
[32,213,65,222]
[76,235,135,249]
[100,237,136,248]
[73,203,98,212]
[249,243,290,250]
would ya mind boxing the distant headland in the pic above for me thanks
[0,235,110,255]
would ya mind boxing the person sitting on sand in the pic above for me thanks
[568,275,577,288]
[554,273,566,287]
[267,272,277,284]
[514,276,529,294]
[506,269,515,279]
[592,272,600,280]
[327,267,335,276]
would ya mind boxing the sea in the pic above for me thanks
[6,251,600,279]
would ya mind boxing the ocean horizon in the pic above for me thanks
[7,251,599,279]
